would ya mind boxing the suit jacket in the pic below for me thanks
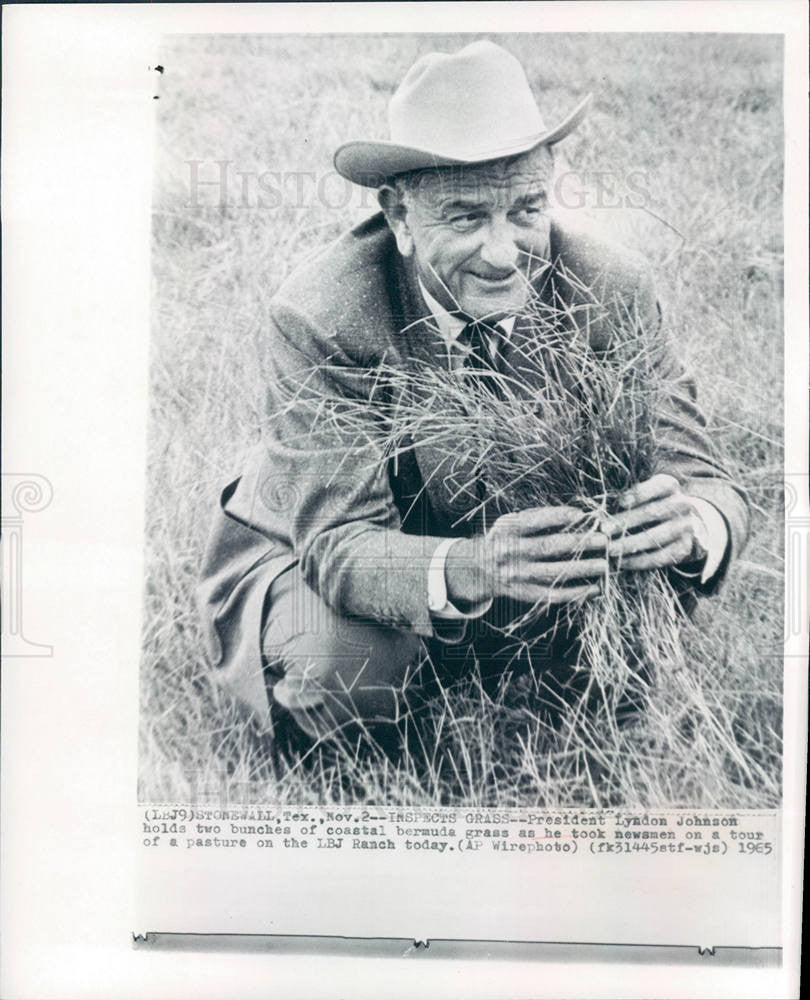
[197,212,749,718]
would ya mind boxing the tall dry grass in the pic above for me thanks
[141,33,783,807]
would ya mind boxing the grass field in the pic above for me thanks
[141,33,784,808]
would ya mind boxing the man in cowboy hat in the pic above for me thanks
[198,41,748,750]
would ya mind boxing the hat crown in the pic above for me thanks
[332,41,591,186]
[388,41,546,161]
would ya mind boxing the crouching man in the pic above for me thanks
[198,41,748,752]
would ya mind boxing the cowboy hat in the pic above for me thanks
[334,40,592,187]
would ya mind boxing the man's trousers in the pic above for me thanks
[260,563,599,747]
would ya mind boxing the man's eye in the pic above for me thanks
[448,213,483,231]
[513,205,545,223]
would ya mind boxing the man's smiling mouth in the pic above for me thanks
[468,270,518,285]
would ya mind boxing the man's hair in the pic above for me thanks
[384,170,423,200]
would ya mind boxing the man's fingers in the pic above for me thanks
[616,473,680,511]
[502,505,592,535]
[525,558,609,583]
[601,495,692,536]
[619,536,695,571]
[523,582,602,605]
[609,517,692,558]
[521,529,609,559]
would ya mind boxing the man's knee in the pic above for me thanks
[269,627,424,741]
[262,569,424,738]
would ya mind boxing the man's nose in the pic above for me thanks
[479,221,519,271]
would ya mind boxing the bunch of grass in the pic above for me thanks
[285,278,692,739]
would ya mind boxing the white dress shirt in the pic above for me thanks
[416,282,728,619]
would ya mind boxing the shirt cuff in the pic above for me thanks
[688,496,729,583]
[428,537,494,619]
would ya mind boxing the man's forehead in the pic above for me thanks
[406,148,553,207]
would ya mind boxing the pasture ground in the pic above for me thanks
[141,33,783,807]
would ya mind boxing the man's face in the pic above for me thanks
[391,147,554,322]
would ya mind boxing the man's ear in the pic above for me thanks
[378,185,414,257]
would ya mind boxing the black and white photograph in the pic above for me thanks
[141,31,784,809]
[2,4,806,997]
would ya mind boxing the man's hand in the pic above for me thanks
[601,473,708,571]
[445,505,608,609]
[444,473,709,611]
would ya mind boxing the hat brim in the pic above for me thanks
[334,94,592,186]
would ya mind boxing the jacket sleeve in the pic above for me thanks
[235,299,453,636]
[643,293,750,592]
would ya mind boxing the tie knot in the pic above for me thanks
[462,321,503,370]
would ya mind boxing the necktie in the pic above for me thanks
[460,322,508,531]
[461,321,506,396]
